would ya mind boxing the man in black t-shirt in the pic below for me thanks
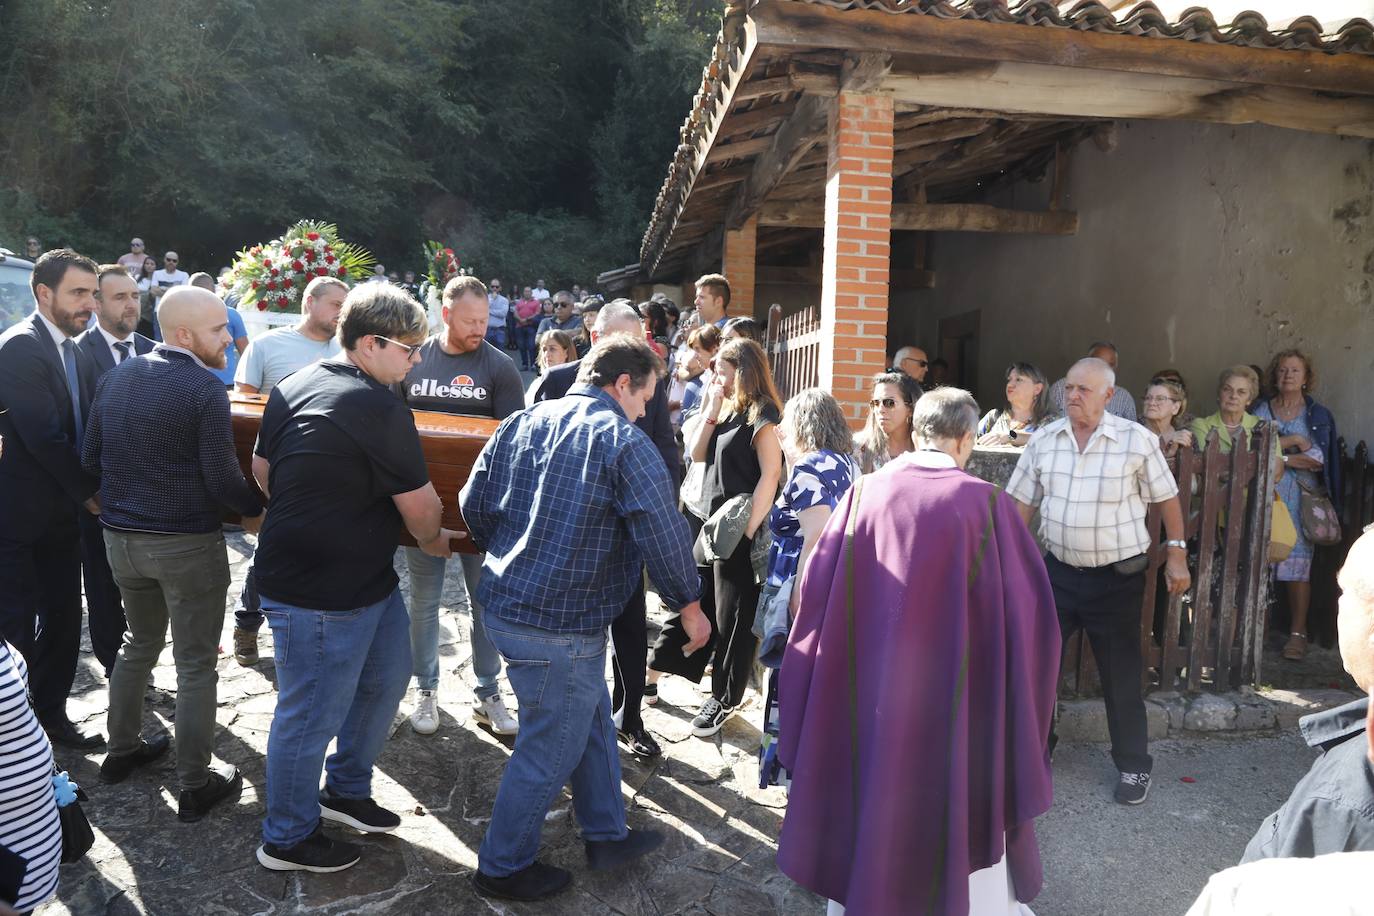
[252,284,459,875]
[400,275,524,738]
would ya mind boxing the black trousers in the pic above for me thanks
[649,537,759,709]
[0,517,83,722]
[78,510,126,674]
[1046,553,1152,775]
[611,576,647,734]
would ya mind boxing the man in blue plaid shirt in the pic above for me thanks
[460,334,709,902]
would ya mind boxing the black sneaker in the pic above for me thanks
[1115,771,1151,805]
[585,828,665,871]
[319,789,401,834]
[472,861,572,901]
[257,826,361,873]
[177,763,242,822]
[691,698,732,738]
[99,733,170,784]
[617,726,662,758]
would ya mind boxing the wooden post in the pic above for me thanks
[819,90,893,426]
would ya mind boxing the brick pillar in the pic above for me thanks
[721,213,758,319]
[820,92,893,427]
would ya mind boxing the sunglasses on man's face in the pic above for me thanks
[901,357,929,369]
[870,397,899,409]
[165,258,178,264]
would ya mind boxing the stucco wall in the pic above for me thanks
[893,120,1374,446]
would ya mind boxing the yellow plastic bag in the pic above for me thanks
[1269,500,1297,564]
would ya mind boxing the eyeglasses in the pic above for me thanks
[374,335,423,358]
[901,357,929,369]
[870,397,899,409]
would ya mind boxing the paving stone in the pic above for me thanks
[293,839,410,908]
[1184,692,1238,731]
[1258,687,1359,730]
[1234,694,1278,731]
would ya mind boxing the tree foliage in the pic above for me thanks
[0,0,715,284]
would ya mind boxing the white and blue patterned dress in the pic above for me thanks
[0,641,62,912]
[1253,401,1322,582]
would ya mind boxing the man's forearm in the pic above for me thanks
[1160,495,1186,542]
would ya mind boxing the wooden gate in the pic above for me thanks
[1059,424,1279,696]
[764,303,821,401]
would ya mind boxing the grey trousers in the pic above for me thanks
[104,528,230,790]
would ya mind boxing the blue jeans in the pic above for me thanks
[515,325,537,368]
[485,327,507,350]
[403,547,501,700]
[478,610,627,876]
[260,588,412,848]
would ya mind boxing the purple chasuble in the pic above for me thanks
[777,461,1061,915]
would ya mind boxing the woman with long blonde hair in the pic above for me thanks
[649,338,784,737]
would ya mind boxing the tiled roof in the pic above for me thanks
[639,0,1374,271]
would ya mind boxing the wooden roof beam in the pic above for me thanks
[760,200,1079,235]
[723,94,830,230]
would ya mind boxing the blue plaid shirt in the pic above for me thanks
[460,383,700,633]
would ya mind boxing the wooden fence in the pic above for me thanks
[764,303,821,401]
[1059,426,1279,696]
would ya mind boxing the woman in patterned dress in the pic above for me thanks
[1253,349,1343,661]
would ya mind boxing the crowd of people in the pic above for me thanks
[0,244,1368,914]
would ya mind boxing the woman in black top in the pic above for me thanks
[649,338,783,737]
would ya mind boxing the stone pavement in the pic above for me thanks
[39,532,820,916]
[34,530,1344,915]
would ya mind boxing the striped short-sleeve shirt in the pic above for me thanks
[0,641,61,912]
[1006,412,1179,568]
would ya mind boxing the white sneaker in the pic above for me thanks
[473,695,518,736]
[410,690,438,736]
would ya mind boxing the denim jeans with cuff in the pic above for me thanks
[402,547,501,700]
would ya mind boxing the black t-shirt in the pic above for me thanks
[706,402,782,511]
[253,360,430,611]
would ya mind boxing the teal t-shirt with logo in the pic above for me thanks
[402,337,525,420]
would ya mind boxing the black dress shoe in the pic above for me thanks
[472,861,572,901]
[585,828,665,871]
[43,717,106,750]
[178,764,242,822]
[100,733,171,783]
[617,726,662,758]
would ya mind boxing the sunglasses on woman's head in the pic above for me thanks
[870,397,898,409]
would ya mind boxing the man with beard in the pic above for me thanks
[74,265,155,676]
[82,286,264,821]
[230,276,346,665]
[0,249,104,750]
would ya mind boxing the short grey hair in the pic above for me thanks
[1070,356,1116,390]
[338,282,427,350]
[594,298,641,334]
[911,387,979,445]
[782,389,853,455]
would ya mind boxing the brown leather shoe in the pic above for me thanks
[1281,632,1308,661]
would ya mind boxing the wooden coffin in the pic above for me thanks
[229,393,497,554]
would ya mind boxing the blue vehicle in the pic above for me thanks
[0,248,35,334]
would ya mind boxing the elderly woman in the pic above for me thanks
[777,388,1060,915]
[977,362,1055,447]
[1253,350,1343,661]
[1141,377,1194,458]
[756,389,860,788]
[1189,366,1282,463]
[853,370,921,473]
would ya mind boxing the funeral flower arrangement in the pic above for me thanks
[221,220,375,312]
[423,240,461,291]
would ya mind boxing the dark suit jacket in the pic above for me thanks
[75,327,155,384]
[0,314,100,534]
[531,359,681,481]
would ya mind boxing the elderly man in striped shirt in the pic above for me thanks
[460,334,709,903]
[1007,357,1190,806]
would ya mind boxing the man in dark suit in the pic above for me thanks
[531,299,679,757]
[0,249,104,749]
[75,264,156,675]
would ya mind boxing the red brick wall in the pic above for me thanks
[820,92,893,426]
[721,213,758,319]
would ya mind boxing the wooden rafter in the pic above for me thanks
[759,200,1079,235]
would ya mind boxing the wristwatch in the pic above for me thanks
[1165,539,1187,550]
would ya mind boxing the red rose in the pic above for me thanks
[292,260,304,271]
[283,279,294,289]
[306,232,320,241]
[257,301,267,311]
[315,266,328,276]
[323,245,333,254]
[266,280,277,290]
[263,258,272,267]
[278,295,289,308]
[251,280,260,290]
[325,255,336,264]
[270,268,280,276]
[303,249,315,262]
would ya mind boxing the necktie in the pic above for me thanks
[61,338,84,444]
[115,341,131,363]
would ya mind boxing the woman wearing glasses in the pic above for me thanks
[853,370,920,473]
[976,362,1055,448]
[1140,376,1194,459]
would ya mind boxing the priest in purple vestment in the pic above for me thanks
[777,388,1061,916]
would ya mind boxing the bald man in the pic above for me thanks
[1242,529,1374,861]
[82,285,264,823]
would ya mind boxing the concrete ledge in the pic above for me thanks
[1057,687,1362,744]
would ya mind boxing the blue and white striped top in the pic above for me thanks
[0,641,61,912]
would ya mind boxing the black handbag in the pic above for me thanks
[54,761,95,864]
